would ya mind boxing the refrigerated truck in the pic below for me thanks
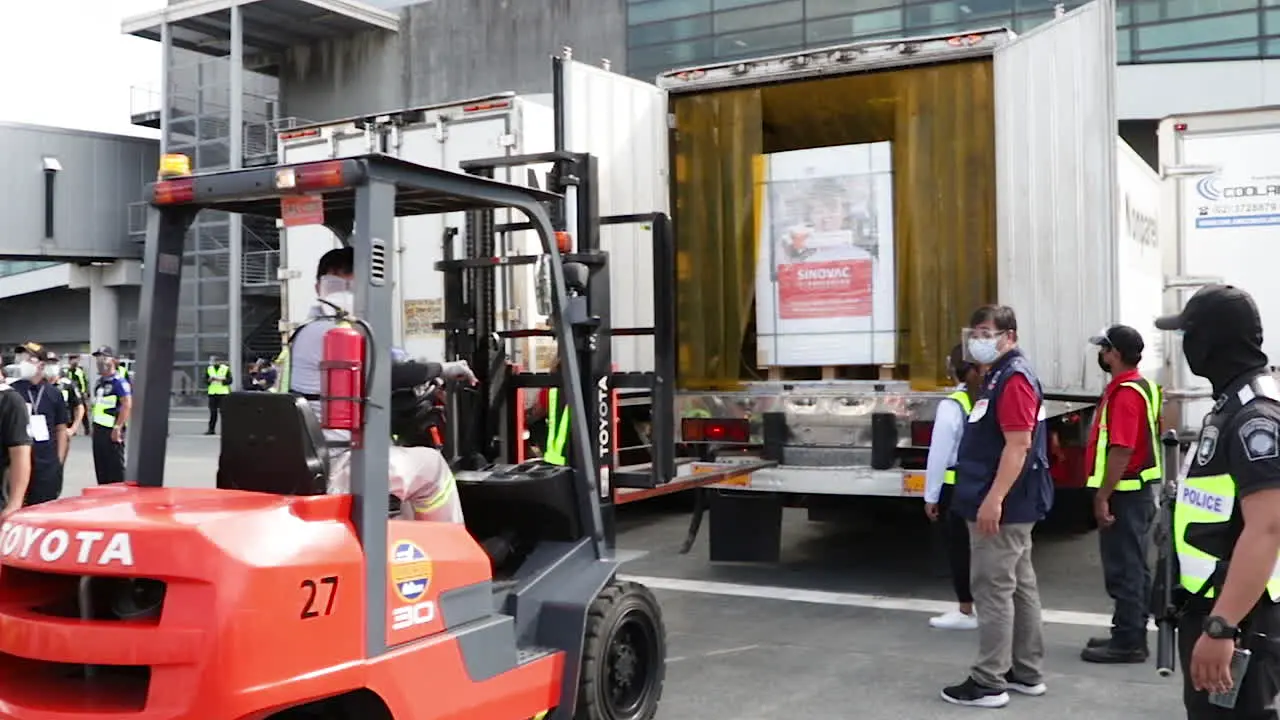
[583,0,1167,559]
[276,94,559,369]
[1157,107,1280,436]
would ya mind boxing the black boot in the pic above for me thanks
[1081,643,1149,664]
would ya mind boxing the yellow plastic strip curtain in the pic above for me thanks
[672,88,764,390]
[894,60,998,389]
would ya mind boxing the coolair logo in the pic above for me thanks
[798,266,851,281]
[1196,175,1280,201]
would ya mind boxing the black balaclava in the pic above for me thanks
[1183,297,1269,397]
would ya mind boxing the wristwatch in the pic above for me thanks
[1203,615,1241,640]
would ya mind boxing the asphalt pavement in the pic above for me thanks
[53,408,1183,719]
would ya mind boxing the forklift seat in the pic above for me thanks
[456,461,583,546]
[216,392,330,496]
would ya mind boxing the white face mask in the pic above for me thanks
[14,361,39,381]
[317,274,352,297]
[43,364,60,380]
[967,336,1002,365]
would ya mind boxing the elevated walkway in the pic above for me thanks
[121,0,400,75]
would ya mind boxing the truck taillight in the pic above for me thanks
[910,421,934,447]
[153,178,194,205]
[463,101,511,113]
[682,417,749,444]
[275,161,345,192]
[1174,122,1188,132]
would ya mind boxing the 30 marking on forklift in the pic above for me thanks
[622,575,1125,628]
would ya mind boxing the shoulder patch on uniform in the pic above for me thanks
[1197,425,1219,466]
[119,380,132,394]
[1239,416,1280,462]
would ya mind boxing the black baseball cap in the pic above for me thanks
[1089,324,1145,356]
[1154,284,1261,336]
[91,345,117,358]
[42,351,58,363]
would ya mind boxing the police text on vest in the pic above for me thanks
[1178,485,1233,518]
[0,523,135,566]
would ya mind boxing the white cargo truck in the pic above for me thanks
[276,87,666,377]
[276,94,557,367]
[1157,106,1280,434]
[593,0,1170,560]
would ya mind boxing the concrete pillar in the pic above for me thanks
[229,4,244,385]
[88,266,120,353]
[160,21,171,155]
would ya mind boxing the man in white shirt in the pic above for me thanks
[924,344,983,630]
[278,247,476,523]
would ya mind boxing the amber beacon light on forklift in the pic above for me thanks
[0,152,666,720]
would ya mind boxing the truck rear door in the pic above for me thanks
[994,0,1118,398]
[561,59,669,374]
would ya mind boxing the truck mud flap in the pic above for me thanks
[708,489,783,563]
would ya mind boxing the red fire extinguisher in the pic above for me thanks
[321,321,366,444]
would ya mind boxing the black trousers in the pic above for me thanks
[938,483,974,605]
[1180,603,1280,719]
[1098,484,1156,649]
[208,394,224,433]
[25,461,63,505]
[91,427,125,485]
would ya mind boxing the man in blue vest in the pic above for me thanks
[941,304,1053,709]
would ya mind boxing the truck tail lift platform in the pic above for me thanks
[0,154,673,720]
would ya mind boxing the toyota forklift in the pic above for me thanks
[0,153,666,719]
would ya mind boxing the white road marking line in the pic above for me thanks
[621,574,1117,628]
[702,644,762,657]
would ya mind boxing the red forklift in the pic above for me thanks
[0,152,665,719]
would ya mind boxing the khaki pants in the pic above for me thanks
[968,521,1046,688]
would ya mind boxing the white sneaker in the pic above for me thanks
[929,610,978,630]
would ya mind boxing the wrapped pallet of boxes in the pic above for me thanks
[753,142,896,369]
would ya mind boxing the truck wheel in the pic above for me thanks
[575,580,666,720]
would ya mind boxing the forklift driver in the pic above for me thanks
[276,246,476,523]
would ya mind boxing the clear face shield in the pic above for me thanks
[960,327,1006,366]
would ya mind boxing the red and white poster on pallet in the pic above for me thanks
[754,143,896,367]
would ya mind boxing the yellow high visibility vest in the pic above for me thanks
[207,364,231,395]
[271,348,290,393]
[544,388,571,466]
[1087,378,1163,492]
[1175,472,1280,602]
[92,379,124,428]
[943,390,973,486]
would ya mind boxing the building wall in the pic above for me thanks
[279,0,627,123]
[0,124,158,262]
[0,287,140,356]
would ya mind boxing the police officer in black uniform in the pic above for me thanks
[1156,284,1280,719]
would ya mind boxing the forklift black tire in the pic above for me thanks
[575,580,666,720]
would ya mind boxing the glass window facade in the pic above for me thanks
[626,0,1275,79]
